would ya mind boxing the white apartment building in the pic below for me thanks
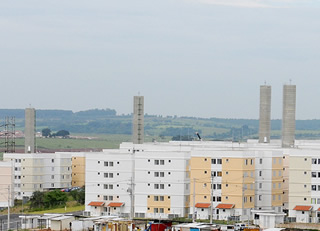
[85,143,191,219]
[3,153,72,199]
[84,140,286,221]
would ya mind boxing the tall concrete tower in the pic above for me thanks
[25,108,36,153]
[259,85,271,143]
[282,85,296,148]
[133,96,144,144]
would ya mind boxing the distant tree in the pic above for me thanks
[41,128,51,137]
[30,191,45,209]
[44,190,68,208]
[70,186,85,204]
[55,130,70,138]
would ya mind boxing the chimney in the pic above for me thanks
[282,85,296,148]
[259,85,271,143]
[25,108,36,153]
[133,96,144,144]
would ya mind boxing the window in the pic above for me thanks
[51,183,54,187]
[273,158,276,164]
[273,195,276,201]
[154,208,159,213]
[154,184,159,189]
[260,158,262,164]
[160,172,164,177]
[217,184,221,189]
[278,183,281,188]
[312,158,317,164]
[154,172,159,177]
[160,184,164,189]
[273,171,276,177]
[155,160,159,165]
[109,162,114,167]
[250,196,253,202]
[259,183,262,189]
[217,159,222,164]
[211,159,216,164]
[104,161,108,166]
[244,197,247,203]
[160,208,164,213]
[245,159,248,165]
[259,195,262,201]
[217,171,222,177]
[259,171,262,177]
[104,196,108,200]
[51,159,54,163]
[154,196,159,201]
[279,158,282,164]
[51,175,54,179]
[279,171,282,176]
[160,196,164,201]
[312,172,317,178]
[217,196,221,202]
[312,185,317,191]
[250,159,253,165]
[160,160,164,165]
[109,196,113,200]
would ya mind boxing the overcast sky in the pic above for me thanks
[1,0,320,119]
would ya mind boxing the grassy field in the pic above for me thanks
[27,205,85,214]
[0,134,172,154]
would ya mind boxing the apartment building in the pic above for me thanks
[85,143,191,218]
[71,153,86,187]
[84,140,286,221]
[0,161,14,207]
[3,153,72,199]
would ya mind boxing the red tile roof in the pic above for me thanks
[108,202,124,207]
[216,204,235,209]
[293,206,312,211]
[195,203,211,208]
[88,201,105,207]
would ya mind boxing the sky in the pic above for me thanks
[1,0,320,119]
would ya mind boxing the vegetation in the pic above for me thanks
[29,190,68,210]
[70,187,85,204]
[2,109,320,144]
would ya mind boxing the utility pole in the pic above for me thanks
[210,174,214,223]
[7,186,10,231]
[192,178,196,222]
